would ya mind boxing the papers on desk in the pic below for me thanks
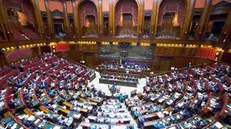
[175,92,181,97]
[52,104,58,109]
[214,122,223,129]
[177,102,184,107]
[53,125,63,129]
[105,93,112,97]
[35,111,44,117]
[227,104,231,109]
[80,122,91,128]
[65,117,73,126]
[101,105,125,110]
[38,120,46,128]
[81,123,138,129]
[157,112,164,119]
[11,123,19,129]
[97,112,128,118]
[34,119,40,125]
[18,114,29,120]
[27,115,35,121]
[72,113,81,119]
[0,101,5,111]
[88,115,96,120]
[158,95,169,103]
[166,100,173,105]
[88,115,131,124]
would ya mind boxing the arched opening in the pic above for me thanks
[115,0,138,38]
[187,0,206,40]
[53,19,65,38]
[5,0,40,40]
[47,1,65,38]
[188,21,198,40]
[156,0,186,40]
[142,15,151,39]
[78,1,98,38]
[204,1,230,41]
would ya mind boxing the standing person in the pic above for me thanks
[119,93,124,103]
[124,58,128,68]
[111,83,117,93]
[19,64,24,72]
[187,62,191,72]
[10,63,15,69]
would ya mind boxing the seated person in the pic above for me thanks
[196,119,207,128]
[22,118,32,127]
[8,100,15,109]
[181,109,191,119]
[227,70,231,78]
[111,83,117,91]
[216,71,223,79]
[49,88,56,98]
[98,107,102,112]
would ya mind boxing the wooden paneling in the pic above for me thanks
[77,44,98,52]
[183,48,197,56]
[0,52,8,67]
[159,58,171,71]
[171,56,200,68]
[55,49,214,73]
[69,44,76,50]
[153,47,197,56]
[55,50,99,69]
[85,53,98,68]
[157,56,213,71]
[31,47,40,58]
[221,52,231,65]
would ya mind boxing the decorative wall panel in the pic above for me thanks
[158,0,185,26]
[79,1,97,27]
[115,0,138,26]
[22,0,34,24]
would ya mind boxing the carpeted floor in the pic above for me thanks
[88,72,146,98]
[76,71,147,129]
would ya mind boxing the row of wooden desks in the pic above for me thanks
[99,78,137,87]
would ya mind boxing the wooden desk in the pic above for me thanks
[128,104,135,108]
[143,112,158,119]
[63,102,73,108]
[99,78,137,87]
[102,69,145,78]
[79,98,97,106]
[143,121,154,128]
[59,107,70,114]
[80,108,88,113]
[39,106,49,114]
[23,108,33,116]
[80,122,91,128]
[43,89,52,101]
[140,110,148,114]
[63,101,88,113]
[88,97,101,103]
